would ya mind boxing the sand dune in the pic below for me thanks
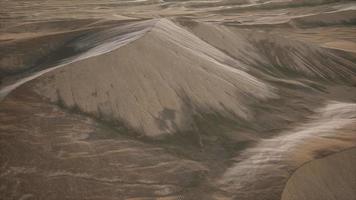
[30,19,356,138]
[1,1,356,199]
[32,19,276,136]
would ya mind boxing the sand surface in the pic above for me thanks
[1,0,356,199]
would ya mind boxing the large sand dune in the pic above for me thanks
[32,19,276,136]
[1,1,356,199]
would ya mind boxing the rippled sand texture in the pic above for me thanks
[1,0,356,200]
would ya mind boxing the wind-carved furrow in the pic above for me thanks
[33,18,277,137]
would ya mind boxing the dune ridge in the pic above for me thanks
[33,19,277,136]
[28,18,356,138]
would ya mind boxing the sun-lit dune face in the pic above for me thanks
[32,19,277,136]
[1,1,356,200]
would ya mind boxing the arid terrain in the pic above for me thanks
[1,0,356,200]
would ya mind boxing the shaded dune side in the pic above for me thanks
[0,19,155,77]
[246,31,356,81]
[33,19,276,137]
[0,20,155,100]
[177,19,356,82]
[0,19,100,75]
[0,30,85,77]
[281,147,356,200]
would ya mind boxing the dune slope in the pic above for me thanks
[33,19,276,137]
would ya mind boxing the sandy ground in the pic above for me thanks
[1,0,356,200]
